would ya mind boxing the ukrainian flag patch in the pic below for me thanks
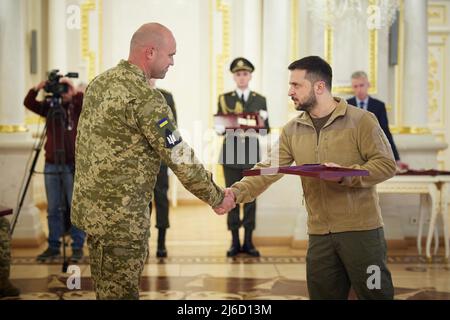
[156,117,182,148]
[158,118,169,128]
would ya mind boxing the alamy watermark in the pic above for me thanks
[66,265,81,290]
[366,265,381,290]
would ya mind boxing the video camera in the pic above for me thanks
[44,69,79,97]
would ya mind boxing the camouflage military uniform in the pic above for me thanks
[0,217,11,284]
[0,217,20,298]
[72,60,224,300]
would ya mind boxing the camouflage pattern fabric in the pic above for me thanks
[87,235,148,300]
[71,60,224,299]
[0,217,11,283]
[72,59,224,241]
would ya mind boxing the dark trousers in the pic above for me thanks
[223,166,256,231]
[306,227,394,300]
[151,165,169,229]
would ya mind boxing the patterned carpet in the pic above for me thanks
[5,255,450,300]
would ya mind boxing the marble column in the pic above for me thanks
[252,0,309,246]
[231,0,262,90]
[402,0,428,128]
[48,0,68,72]
[0,0,45,246]
[395,0,447,169]
[261,0,290,128]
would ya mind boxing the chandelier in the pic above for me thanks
[306,0,399,29]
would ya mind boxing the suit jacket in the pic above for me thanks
[217,91,270,169]
[347,96,399,160]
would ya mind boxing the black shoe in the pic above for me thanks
[242,229,260,257]
[157,228,167,258]
[70,248,84,262]
[156,248,167,258]
[226,244,241,257]
[241,244,260,257]
[36,247,60,262]
[226,229,241,257]
[0,280,20,298]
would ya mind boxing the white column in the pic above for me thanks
[253,0,309,245]
[48,0,67,71]
[0,0,44,246]
[393,0,447,170]
[261,0,290,128]
[231,0,262,90]
[0,0,26,127]
[402,0,428,127]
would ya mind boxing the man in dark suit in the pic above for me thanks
[347,71,408,170]
[216,57,270,257]
[148,79,177,258]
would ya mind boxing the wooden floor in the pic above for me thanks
[7,203,450,300]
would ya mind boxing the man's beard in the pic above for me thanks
[295,89,316,112]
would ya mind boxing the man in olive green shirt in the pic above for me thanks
[72,23,235,300]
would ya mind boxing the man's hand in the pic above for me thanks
[396,160,409,173]
[213,188,236,215]
[322,162,344,183]
[34,81,47,91]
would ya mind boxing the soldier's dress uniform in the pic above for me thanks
[72,60,224,300]
[217,57,270,257]
[152,88,176,258]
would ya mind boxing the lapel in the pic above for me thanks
[367,96,373,112]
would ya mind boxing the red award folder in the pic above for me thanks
[214,112,265,131]
[243,164,369,180]
[397,169,450,176]
[0,206,13,217]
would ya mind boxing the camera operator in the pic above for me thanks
[24,77,86,262]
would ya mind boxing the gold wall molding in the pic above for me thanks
[81,0,103,81]
[428,3,447,26]
[210,0,231,187]
[290,0,299,61]
[428,40,446,128]
[389,126,431,135]
[394,0,405,128]
[0,125,28,133]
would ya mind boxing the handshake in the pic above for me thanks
[213,188,236,215]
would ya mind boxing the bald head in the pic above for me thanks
[128,23,176,80]
[130,23,171,53]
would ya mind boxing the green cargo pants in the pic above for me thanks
[306,227,394,300]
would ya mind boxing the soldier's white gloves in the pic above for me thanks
[259,110,268,121]
[214,124,226,135]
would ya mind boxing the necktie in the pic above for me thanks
[358,101,364,109]
[240,93,245,106]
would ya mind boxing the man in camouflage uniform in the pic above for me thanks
[0,217,21,298]
[71,23,235,300]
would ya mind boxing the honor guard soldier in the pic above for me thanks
[216,57,270,257]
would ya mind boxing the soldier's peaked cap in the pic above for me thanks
[230,57,254,73]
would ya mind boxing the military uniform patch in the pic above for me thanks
[157,117,182,148]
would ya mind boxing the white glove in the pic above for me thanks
[259,110,268,121]
[214,124,226,135]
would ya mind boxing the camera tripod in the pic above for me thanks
[11,96,74,273]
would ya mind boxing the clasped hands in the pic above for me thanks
[213,188,236,215]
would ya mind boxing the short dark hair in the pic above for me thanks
[288,56,332,91]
